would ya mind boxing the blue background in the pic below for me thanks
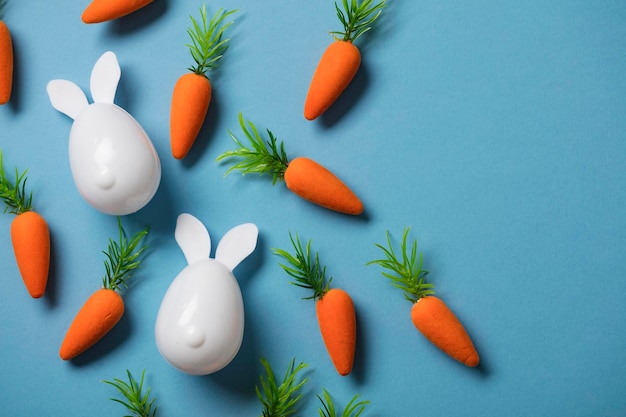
[1,0,625,416]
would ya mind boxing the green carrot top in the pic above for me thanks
[102,218,149,292]
[318,390,370,417]
[186,5,236,77]
[273,232,332,301]
[217,113,290,185]
[102,369,157,417]
[331,0,386,43]
[256,357,309,417]
[0,149,33,215]
[367,228,435,304]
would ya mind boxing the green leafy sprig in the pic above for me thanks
[102,218,149,292]
[217,113,290,185]
[330,0,386,43]
[0,149,33,215]
[103,369,157,417]
[187,5,236,76]
[256,357,309,417]
[273,232,331,300]
[367,228,435,303]
[318,390,370,417]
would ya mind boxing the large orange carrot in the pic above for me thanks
[60,218,148,360]
[0,9,13,105]
[0,150,50,298]
[217,113,364,215]
[170,7,235,160]
[274,233,357,376]
[368,228,480,367]
[304,0,385,120]
[82,0,153,24]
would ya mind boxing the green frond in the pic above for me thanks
[367,228,435,303]
[0,149,33,215]
[216,113,290,184]
[330,0,386,42]
[186,6,237,76]
[102,217,149,292]
[318,389,370,417]
[102,369,157,417]
[256,357,308,417]
[273,232,331,300]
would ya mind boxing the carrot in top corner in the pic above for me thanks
[0,150,50,298]
[367,228,480,367]
[0,0,13,104]
[304,0,386,120]
[59,218,149,360]
[170,6,236,160]
[274,233,357,376]
[217,113,364,215]
[82,0,153,24]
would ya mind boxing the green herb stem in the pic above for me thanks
[103,369,157,417]
[187,5,236,76]
[0,149,33,215]
[330,0,386,43]
[102,217,149,292]
[256,357,309,417]
[318,389,370,417]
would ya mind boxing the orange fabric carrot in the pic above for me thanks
[304,0,385,120]
[82,0,153,24]
[217,113,364,215]
[60,218,148,360]
[368,228,480,367]
[274,233,357,376]
[0,9,13,105]
[170,6,236,160]
[0,150,50,298]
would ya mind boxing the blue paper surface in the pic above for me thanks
[1,1,625,416]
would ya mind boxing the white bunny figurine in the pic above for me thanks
[155,213,259,375]
[47,51,161,215]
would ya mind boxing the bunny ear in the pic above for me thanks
[47,79,89,120]
[90,51,120,104]
[215,223,259,272]
[175,213,212,265]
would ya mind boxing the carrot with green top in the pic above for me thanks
[0,150,50,298]
[217,113,364,215]
[318,389,370,417]
[256,357,309,417]
[103,369,157,417]
[274,233,357,376]
[368,228,480,367]
[82,0,153,24]
[304,0,385,120]
[0,0,13,104]
[59,218,149,360]
[170,6,236,159]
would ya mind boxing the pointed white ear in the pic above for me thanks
[90,51,120,104]
[47,80,89,120]
[175,213,212,265]
[216,223,258,272]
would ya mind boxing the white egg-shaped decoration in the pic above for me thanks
[155,213,258,375]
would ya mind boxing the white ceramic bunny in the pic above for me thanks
[46,51,161,215]
[155,213,259,375]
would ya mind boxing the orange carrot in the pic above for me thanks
[0,11,13,105]
[304,0,385,120]
[368,228,480,367]
[170,7,235,160]
[60,218,148,360]
[0,150,50,298]
[217,113,364,215]
[82,0,153,24]
[274,233,357,376]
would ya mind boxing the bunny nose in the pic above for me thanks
[184,325,206,348]
[95,168,115,189]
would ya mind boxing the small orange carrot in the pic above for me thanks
[170,6,236,160]
[0,150,50,298]
[304,0,385,120]
[368,228,480,367]
[82,0,153,24]
[60,218,148,360]
[0,2,13,105]
[217,113,364,215]
[274,233,357,376]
